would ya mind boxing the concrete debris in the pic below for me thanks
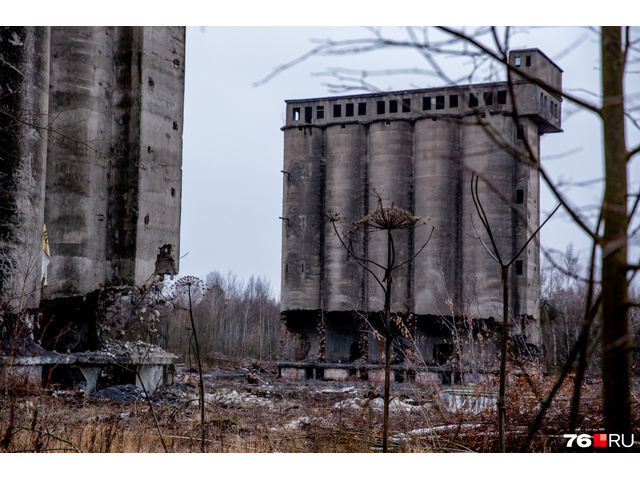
[91,384,146,402]
[93,338,171,357]
[204,389,276,409]
[333,396,420,413]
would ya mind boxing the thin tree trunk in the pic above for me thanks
[600,26,631,437]
[498,266,509,453]
[188,285,207,453]
[382,230,393,453]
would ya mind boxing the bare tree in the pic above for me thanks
[470,172,559,452]
[259,25,640,446]
[327,195,433,452]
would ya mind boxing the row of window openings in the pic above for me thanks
[514,55,532,68]
[541,93,560,119]
[292,91,508,122]
[286,259,524,275]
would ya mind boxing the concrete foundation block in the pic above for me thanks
[280,367,307,381]
[324,368,349,381]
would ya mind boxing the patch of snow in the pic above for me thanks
[332,397,421,413]
[320,386,355,394]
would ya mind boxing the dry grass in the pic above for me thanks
[1,364,636,453]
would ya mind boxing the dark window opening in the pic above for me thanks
[333,104,342,117]
[305,106,312,123]
[317,106,324,119]
[435,95,445,110]
[349,342,363,362]
[449,94,458,108]
[515,188,524,204]
[402,98,411,112]
[346,103,354,117]
[526,55,531,67]
[285,264,288,274]
[514,56,521,67]
[171,187,176,198]
[484,92,493,106]
[293,107,300,121]
[301,263,304,273]
[497,90,507,105]
[358,102,367,115]
[377,100,385,114]
[389,100,398,113]
[469,93,478,108]
[433,343,453,366]
[516,123,524,140]
[515,260,523,275]
[423,96,432,110]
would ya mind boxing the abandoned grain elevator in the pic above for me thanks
[0,27,184,392]
[279,49,563,383]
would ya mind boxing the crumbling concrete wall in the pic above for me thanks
[44,26,184,299]
[0,27,50,312]
[0,27,184,355]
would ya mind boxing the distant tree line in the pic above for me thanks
[540,245,640,375]
[162,271,281,365]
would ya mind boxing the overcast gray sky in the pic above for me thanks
[179,26,640,296]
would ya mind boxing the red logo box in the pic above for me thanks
[594,434,607,447]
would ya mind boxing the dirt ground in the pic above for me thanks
[1,362,636,453]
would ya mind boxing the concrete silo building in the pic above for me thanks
[1,27,184,392]
[279,49,562,383]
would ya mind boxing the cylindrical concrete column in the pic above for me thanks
[460,115,515,319]
[0,27,50,309]
[323,124,367,312]
[45,26,115,297]
[366,120,413,313]
[281,126,325,311]
[413,117,462,316]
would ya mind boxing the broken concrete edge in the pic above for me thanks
[0,351,179,367]
[1,343,180,395]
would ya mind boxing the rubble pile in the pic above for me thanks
[91,384,145,402]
